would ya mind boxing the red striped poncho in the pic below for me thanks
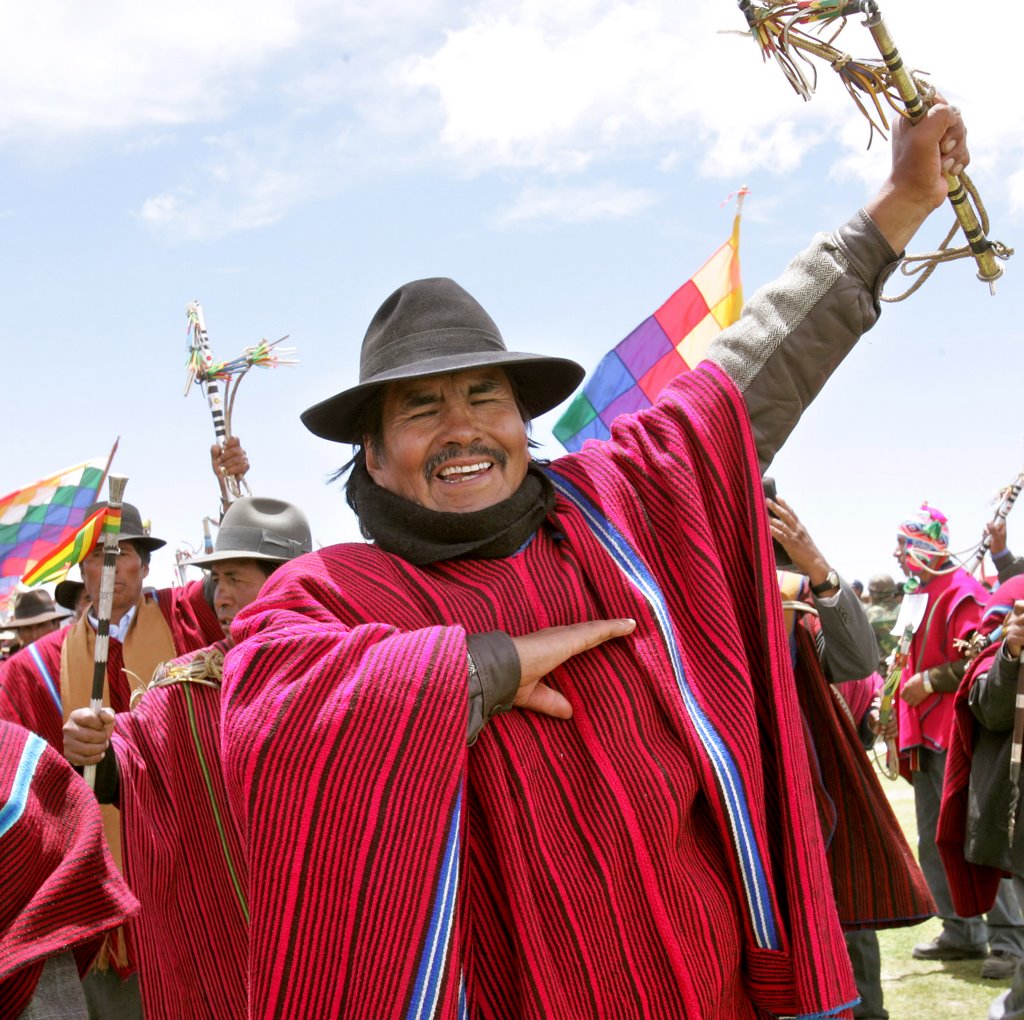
[0,581,222,984]
[786,615,934,930]
[0,582,223,750]
[897,568,985,755]
[111,642,248,1020]
[223,364,857,1019]
[936,637,1007,918]
[0,720,138,1019]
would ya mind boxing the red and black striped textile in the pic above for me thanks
[789,620,935,929]
[223,363,858,1019]
[937,638,1008,918]
[0,581,223,750]
[0,720,137,1019]
[112,642,248,1019]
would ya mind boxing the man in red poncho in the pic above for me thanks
[0,441,245,1017]
[894,505,1024,975]
[939,576,1024,1019]
[221,102,969,1019]
[63,495,313,1020]
[0,719,137,1020]
[768,490,934,1020]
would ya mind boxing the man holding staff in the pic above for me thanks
[0,442,246,1018]
[220,99,970,1019]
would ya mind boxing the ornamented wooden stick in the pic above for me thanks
[83,475,127,791]
[965,467,1024,577]
[1008,654,1024,845]
[185,302,248,505]
[734,0,1013,297]
[858,1,1003,293]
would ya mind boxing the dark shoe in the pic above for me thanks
[912,937,988,961]
[982,950,1020,980]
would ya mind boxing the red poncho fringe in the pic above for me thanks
[0,720,137,1020]
[223,365,857,1019]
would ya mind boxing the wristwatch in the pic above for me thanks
[809,569,840,597]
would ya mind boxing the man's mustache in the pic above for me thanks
[424,444,508,480]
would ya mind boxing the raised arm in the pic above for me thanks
[706,99,968,470]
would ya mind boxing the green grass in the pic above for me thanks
[876,761,1005,1018]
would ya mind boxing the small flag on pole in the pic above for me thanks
[0,441,118,609]
[20,506,111,587]
[553,190,746,452]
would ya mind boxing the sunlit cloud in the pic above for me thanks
[498,182,656,225]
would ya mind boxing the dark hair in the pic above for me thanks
[121,541,151,568]
[327,374,539,539]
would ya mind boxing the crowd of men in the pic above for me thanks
[2,96,1024,1020]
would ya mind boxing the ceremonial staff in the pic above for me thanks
[1008,652,1024,845]
[184,301,296,509]
[858,1,1002,292]
[185,301,248,506]
[83,475,127,791]
[734,0,1013,297]
[875,621,912,780]
[875,579,928,780]
[965,466,1024,577]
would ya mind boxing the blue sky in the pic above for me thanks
[2,0,1022,591]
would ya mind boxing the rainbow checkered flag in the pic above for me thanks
[553,192,745,451]
[20,505,119,587]
[0,442,117,610]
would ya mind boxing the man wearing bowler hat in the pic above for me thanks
[2,589,72,651]
[0,499,228,1019]
[220,103,970,1018]
[63,495,312,1020]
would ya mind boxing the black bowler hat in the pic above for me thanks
[54,579,86,612]
[300,277,585,444]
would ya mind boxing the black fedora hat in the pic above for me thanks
[188,496,312,568]
[54,579,86,612]
[83,501,166,552]
[300,277,585,444]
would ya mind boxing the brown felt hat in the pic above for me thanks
[300,277,585,444]
[5,589,72,628]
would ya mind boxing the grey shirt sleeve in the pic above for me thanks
[705,210,901,471]
[993,548,1024,584]
[816,579,880,683]
[466,630,520,745]
[968,643,1023,732]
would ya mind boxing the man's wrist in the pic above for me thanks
[809,568,840,597]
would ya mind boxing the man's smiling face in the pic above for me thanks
[365,367,530,514]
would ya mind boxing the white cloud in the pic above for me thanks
[405,0,1024,209]
[138,133,311,240]
[0,1,322,139]
[497,182,656,225]
[12,0,1017,238]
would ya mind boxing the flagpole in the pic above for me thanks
[83,475,127,791]
[94,437,120,499]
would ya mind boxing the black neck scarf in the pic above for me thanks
[350,461,556,565]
